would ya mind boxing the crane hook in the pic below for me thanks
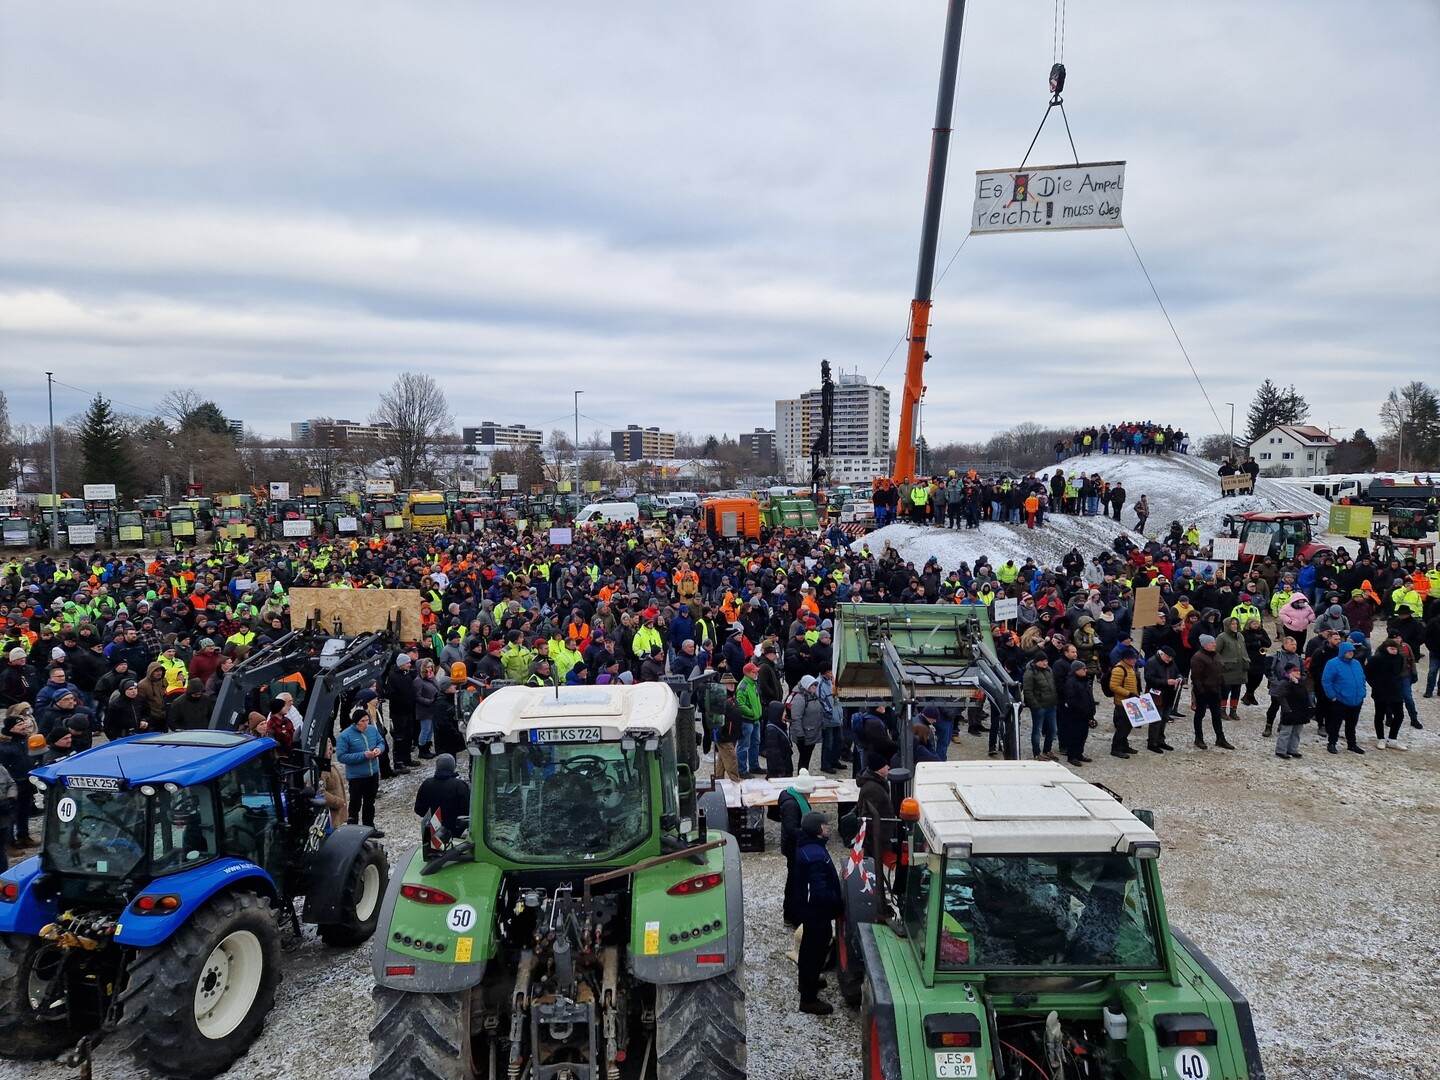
[1048,63,1066,102]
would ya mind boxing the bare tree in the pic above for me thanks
[370,373,454,490]
[157,388,206,429]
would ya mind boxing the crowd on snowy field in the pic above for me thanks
[1056,421,1192,459]
[2,512,1437,876]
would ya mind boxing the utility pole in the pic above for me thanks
[1224,402,1235,460]
[46,372,59,547]
[573,390,583,487]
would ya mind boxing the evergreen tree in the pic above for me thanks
[1245,380,1310,442]
[78,395,140,497]
[1331,427,1378,473]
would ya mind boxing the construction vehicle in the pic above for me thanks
[762,496,821,531]
[855,760,1265,1080]
[0,728,389,1078]
[407,490,450,530]
[369,683,747,1080]
[1222,510,1332,564]
[700,497,762,542]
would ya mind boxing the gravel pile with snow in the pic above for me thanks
[851,453,1344,574]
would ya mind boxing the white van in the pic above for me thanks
[574,501,640,525]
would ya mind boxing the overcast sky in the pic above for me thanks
[2,1,1437,448]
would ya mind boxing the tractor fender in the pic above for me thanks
[858,922,903,1080]
[114,858,278,949]
[300,824,379,924]
[630,830,745,984]
[1171,927,1267,1080]
[371,858,486,992]
[0,856,57,936]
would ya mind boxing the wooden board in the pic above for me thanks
[1132,585,1164,629]
[287,587,425,638]
[1220,474,1254,494]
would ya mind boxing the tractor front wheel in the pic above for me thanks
[655,965,747,1080]
[0,933,81,1059]
[318,838,389,946]
[115,890,281,1079]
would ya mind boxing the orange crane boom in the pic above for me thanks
[891,0,967,484]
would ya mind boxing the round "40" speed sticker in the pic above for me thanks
[1174,1048,1210,1080]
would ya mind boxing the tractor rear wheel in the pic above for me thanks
[115,890,281,1079]
[0,933,81,1059]
[318,838,388,946]
[370,986,483,1079]
[654,965,747,1080]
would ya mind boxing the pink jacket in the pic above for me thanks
[1278,596,1316,631]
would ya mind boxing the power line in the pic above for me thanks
[48,378,167,420]
[1121,227,1228,437]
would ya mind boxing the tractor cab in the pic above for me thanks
[1228,511,1330,562]
[116,510,147,544]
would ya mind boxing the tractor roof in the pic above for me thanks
[911,761,1160,859]
[1238,511,1314,521]
[466,684,678,743]
[33,731,276,789]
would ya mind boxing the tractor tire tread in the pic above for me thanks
[114,890,281,1079]
[655,966,747,1080]
[0,933,80,1059]
[369,986,472,1080]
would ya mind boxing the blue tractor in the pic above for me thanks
[0,729,388,1077]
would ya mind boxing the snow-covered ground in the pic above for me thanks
[850,452,1338,571]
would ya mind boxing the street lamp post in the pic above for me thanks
[573,390,583,486]
[46,372,59,547]
[1224,402,1235,460]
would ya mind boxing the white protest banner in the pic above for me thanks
[992,597,1019,622]
[83,484,117,501]
[1124,695,1164,728]
[1211,537,1241,562]
[364,480,395,496]
[282,519,313,537]
[269,482,290,500]
[67,525,98,545]
[500,475,519,492]
[549,527,573,547]
[337,516,359,533]
[972,161,1125,234]
[0,488,17,506]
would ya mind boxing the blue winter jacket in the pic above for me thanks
[1321,648,1367,707]
[786,833,843,923]
[336,722,385,779]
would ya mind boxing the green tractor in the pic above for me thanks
[848,760,1265,1080]
[370,683,746,1080]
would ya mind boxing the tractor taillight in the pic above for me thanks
[400,884,457,905]
[667,872,722,896]
[695,953,725,964]
[132,894,182,915]
[1156,1014,1218,1047]
[0,882,18,903]
[385,965,416,977]
[923,1013,983,1049]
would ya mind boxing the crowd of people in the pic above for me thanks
[1,494,1436,1010]
[870,470,1151,531]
